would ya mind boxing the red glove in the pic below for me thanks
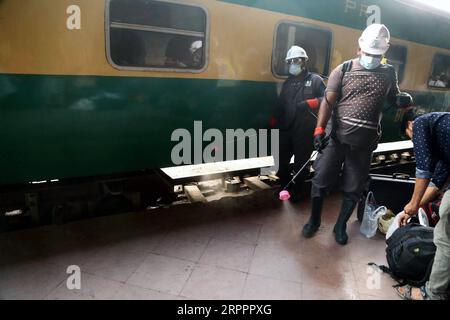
[306,98,320,109]
[314,127,325,137]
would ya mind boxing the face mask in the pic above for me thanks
[360,54,382,70]
[289,64,303,76]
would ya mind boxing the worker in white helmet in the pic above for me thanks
[273,45,326,202]
[302,24,413,244]
[165,37,203,69]
[189,40,203,68]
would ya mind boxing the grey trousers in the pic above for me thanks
[311,138,373,202]
[425,189,450,300]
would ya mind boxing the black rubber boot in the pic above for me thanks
[302,197,324,238]
[333,198,357,245]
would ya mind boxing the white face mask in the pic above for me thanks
[360,54,382,70]
[289,64,303,76]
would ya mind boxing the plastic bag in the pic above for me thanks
[386,212,404,240]
[386,208,429,240]
[360,192,387,238]
[418,208,430,227]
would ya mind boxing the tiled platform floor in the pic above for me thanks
[0,191,400,300]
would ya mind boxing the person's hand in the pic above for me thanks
[404,201,419,217]
[398,211,411,227]
[313,127,328,152]
[399,201,419,226]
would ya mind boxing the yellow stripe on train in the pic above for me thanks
[0,0,448,92]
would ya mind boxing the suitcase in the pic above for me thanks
[357,173,416,222]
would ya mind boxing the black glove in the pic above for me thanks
[313,133,329,152]
[396,92,413,108]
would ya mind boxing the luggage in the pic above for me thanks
[357,173,415,221]
[370,223,436,287]
[422,192,443,227]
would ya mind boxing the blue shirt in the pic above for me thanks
[413,112,450,190]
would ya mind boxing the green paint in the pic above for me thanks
[219,0,450,50]
[0,74,448,185]
[0,74,276,185]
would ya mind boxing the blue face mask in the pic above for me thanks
[360,54,382,70]
[289,64,303,76]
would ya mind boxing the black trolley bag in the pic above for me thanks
[357,173,415,221]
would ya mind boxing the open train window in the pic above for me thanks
[428,53,450,89]
[272,21,332,78]
[385,44,407,84]
[106,0,208,72]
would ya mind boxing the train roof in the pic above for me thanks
[220,0,450,50]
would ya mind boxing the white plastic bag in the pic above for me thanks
[386,208,429,240]
[360,192,387,238]
[418,208,430,227]
[386,212,404,240]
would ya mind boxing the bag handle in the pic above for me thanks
[393,173,410,180]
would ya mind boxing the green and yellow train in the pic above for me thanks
[0,0,449,220]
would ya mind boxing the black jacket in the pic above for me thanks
[275,69,326,130]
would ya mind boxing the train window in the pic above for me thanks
[385,44,407,84]
[428,54,450,89]
[106,0,208,72]
[272,22,332,77]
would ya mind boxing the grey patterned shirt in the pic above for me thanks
[326,58,400,148]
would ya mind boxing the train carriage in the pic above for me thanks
[0,0,449,225]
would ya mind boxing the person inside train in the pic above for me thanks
[429,73,448,88]
[165,36,191,68]
[302,24,412,244]
[395,111,450,300]
[165,36,203,69]
[189,40,203,69]
[110,30,146,66]
[435,73,447,88]
[274,45,326,203]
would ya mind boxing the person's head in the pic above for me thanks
[358,24,390,70]
[165,36,191,68]
[285,46,308,76]
[189,40,203,68]
[400,107,426,139]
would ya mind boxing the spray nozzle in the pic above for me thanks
[279,190,291,201]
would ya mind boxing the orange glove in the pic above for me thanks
[306,98,320,109]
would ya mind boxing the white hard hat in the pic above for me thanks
[285,46,309,61]
[358,23,390,55]
[190,40,202,53]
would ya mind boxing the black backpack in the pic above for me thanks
[370,223,436,287]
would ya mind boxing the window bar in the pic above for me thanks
[110,22,205,38]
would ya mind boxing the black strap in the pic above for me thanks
[341,60,353,83]
[368,257,435,288]
[293,73,315,118]
[368,262,406,287]
[296,72,312,104]
[330,60,353,139]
